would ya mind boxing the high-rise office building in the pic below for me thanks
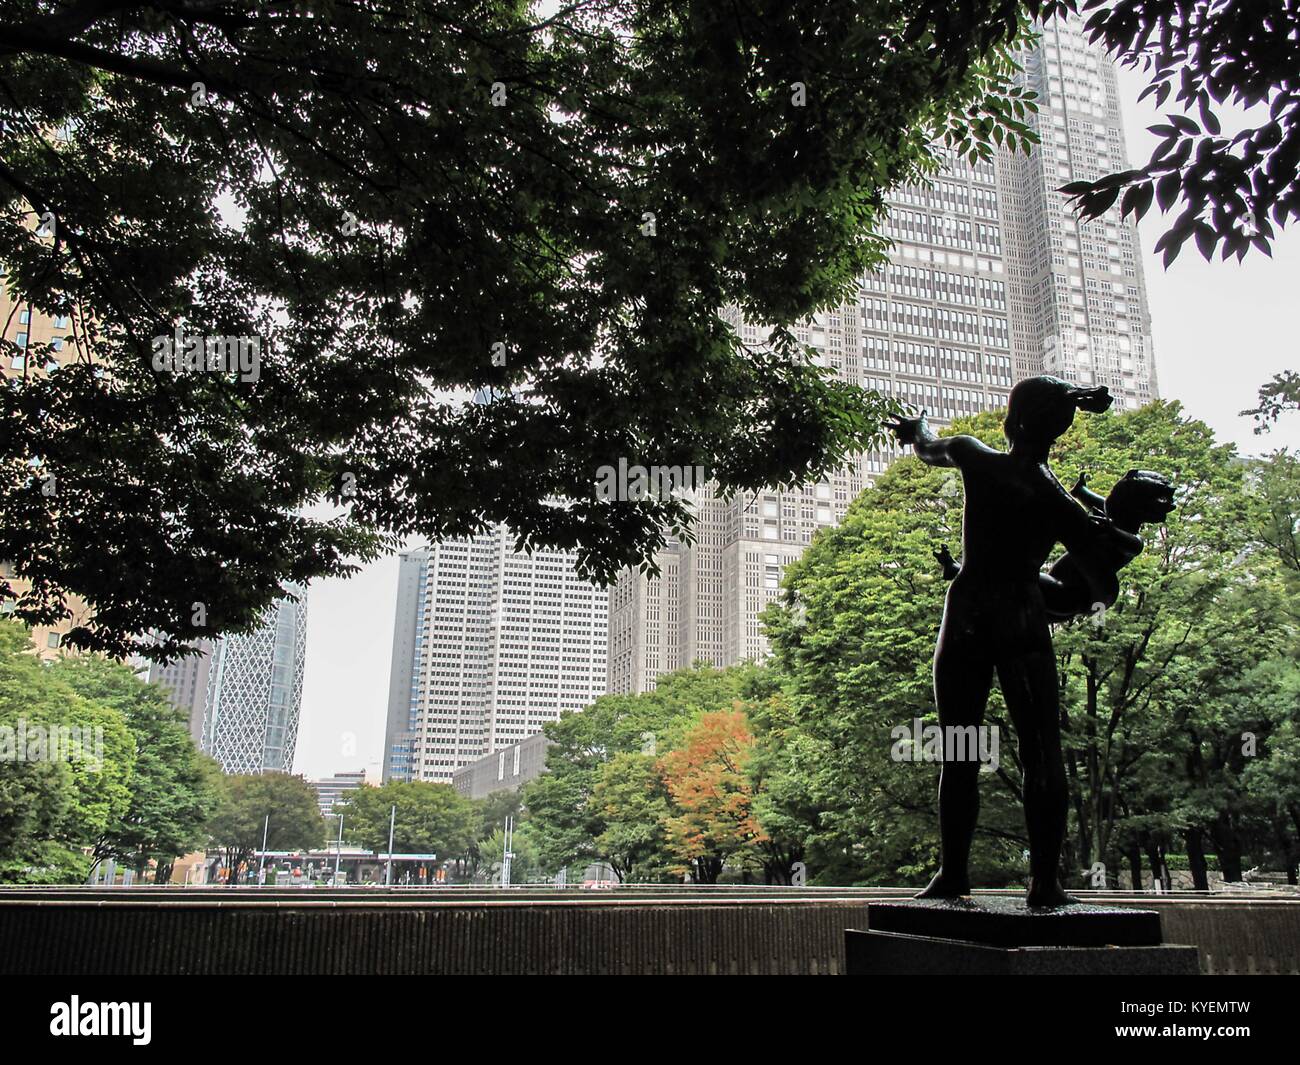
[609,149,1017,693]
[310,769,373,816]
[1,286,91,657]
[198,588,308,774]
[147,639,215,745]
[609,24,1157,693]
[383,529,609,783]
[1001,18,1158,409]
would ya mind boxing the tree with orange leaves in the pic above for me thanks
[659,708,767,884]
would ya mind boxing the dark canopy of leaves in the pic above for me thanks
[0,0,1034,658]
[1035,0,1300,263]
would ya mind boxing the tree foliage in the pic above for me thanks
[591,752,673,883]
[0,619,134,881]
[1037,0,1300,263]
[1242,372,1300,434]
[50,653,221,875]
[659,708,766,884]
[206,771,326,881]
[333,779,478,866]
[0,0,1037,659]
[522,661,764,879]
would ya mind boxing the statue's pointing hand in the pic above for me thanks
[886,409,927,447]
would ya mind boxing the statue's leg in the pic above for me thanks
[996,647,1078,908]
[916,624,993,899]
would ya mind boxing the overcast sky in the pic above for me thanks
[292,62,1300,781]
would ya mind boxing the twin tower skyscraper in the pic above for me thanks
[384,19,1159,783]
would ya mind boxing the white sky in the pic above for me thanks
[292,61,1300,780]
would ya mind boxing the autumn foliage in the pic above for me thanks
[659,707,767,884]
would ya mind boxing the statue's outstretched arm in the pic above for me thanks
[935,544,960,580]
[886,410,1000,471]
[1070,471,1108,513]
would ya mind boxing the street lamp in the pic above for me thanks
[257,814,269,886]
[333,813,344,885]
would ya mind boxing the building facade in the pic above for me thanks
[383,529,609,784]
[310,769,372,816]
[1,282,91,656]
[451,732,552,800]
[146,639,215,746]
[1001,18,1158,409]
[608,24,1157,693]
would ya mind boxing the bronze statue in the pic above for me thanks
[886,375,1169,908]
[935,468,1175,622]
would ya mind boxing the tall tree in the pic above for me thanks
[0,620,135,882]
[744,684,815,884]
[333,779,478,872]
[522,662,763,878]
[660,708,767,884]
[591,752,674,883]
[0,0,1035,659]
[206,771,326,883]
[49,654,221,879]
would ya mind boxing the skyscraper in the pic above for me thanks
[1,285,90,657]
[200,588,308,774]
[608,25,1157,693]
[383,529,609,783]
[609,148,1017,693]
[1001,18,1158,409]
[147,639,215,746]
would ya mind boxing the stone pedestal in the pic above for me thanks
[846,897,1200,975]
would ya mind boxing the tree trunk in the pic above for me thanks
[694,856,722,885]
[1127,844,1142,891]
[1185,828,1209,891]
[1142,837,1165,891]
[1285,805,1300,886]
[1211,812,1244,882]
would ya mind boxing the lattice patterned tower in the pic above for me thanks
[384,529,609,783]
[203,587,307,774]
[1000,18,1159,409]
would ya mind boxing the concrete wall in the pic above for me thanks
[0,894,1295,975]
